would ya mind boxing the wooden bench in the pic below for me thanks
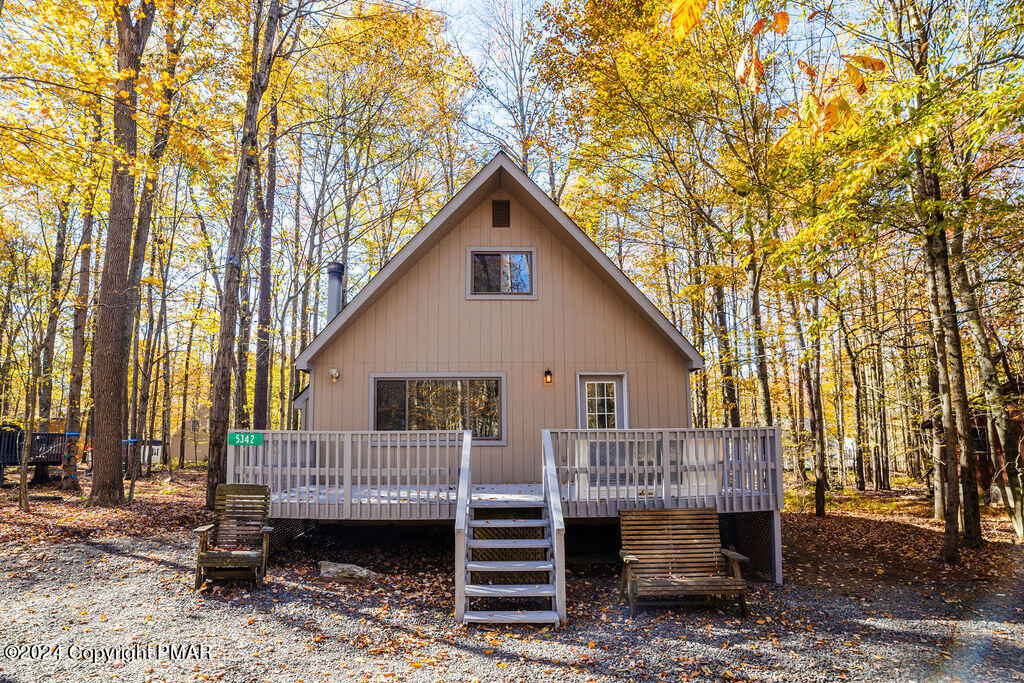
[619,508,749,617]
[194,484,273,589]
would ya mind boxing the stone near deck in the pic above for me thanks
[318,561,379,584]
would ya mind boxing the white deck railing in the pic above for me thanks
[453,430,473,622]
[227,427,782,521]
[544,427,783,517]
[228,430,465,519]
[541,430,567,623]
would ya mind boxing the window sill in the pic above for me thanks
[466,293,538,301]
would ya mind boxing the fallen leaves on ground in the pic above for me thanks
[783,482,1021,595]
[0,466,208,544]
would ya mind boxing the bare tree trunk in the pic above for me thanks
[951,228,1022,538]
[833,327,846,488]
[128,244,159,501]
[178,282,204,469]
[0,282,13,417]
[207,0,286,509]
[286,134,302,430]
[252,105,278,430]
[63,134,100,493]
[89,1,157,507]
[125,303,143,484]
[927,227,982,548]
[38,191,72,425]
[924,238,961,564]
[926,345,946,520]
[689,219,707,428]
[712,280,740,428]
[18,338,42,512]
[34,191,72,485]
[807,285,827,517]
[156,230,174,475]
[234,271,253,429]
[745,212,772,427]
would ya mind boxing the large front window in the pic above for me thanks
[374,377,501,440]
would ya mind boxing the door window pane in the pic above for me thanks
[585,381,617,429]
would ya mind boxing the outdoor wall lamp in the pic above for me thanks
[329,368,340,383]
[544,369,552,385]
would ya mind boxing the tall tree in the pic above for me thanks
[89,0,157,506]
[206,0,302,508]
[252,104,278,430]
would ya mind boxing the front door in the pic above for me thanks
[577,374,626,429]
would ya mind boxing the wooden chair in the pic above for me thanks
[619,508,749,617]
[195,484,273,589]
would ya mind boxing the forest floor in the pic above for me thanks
[0,468,1022,681]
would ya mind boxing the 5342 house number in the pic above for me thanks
[228,432,263,446]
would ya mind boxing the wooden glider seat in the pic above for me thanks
[619,508,750,617]
[195,484,273,589]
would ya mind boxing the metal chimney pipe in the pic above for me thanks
[326,261,345,320]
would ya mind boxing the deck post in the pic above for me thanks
[553,524,566,621]
[454,430,473,623]
[661,429,671,507]
[774,425,784,509]
[227,442,237,484]
[771,509,783,584]
[343,434,352,518]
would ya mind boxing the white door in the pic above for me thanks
[577,374,627,429]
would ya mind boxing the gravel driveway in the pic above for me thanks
[1,525,1021,682]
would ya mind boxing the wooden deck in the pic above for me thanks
[227,427,783,520]
[228,426,785,620]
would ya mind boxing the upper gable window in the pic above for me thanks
[491,200,511,227]
[468,249,535,297]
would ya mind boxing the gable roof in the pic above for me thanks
[295,152,704,371]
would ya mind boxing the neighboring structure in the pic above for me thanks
[228,152,783,626]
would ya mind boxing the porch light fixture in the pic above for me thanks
[544,369,552,385]
[329,368,340,383]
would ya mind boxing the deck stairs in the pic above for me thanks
[454,432,567,627]
[458,486,560,625]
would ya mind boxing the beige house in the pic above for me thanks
[229,153,783,626]
[294,151,703,482]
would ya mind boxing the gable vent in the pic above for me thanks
[491,199,511,227]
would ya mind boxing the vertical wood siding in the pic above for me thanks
[311,190,691,483]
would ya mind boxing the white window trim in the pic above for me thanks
[369,372,508,446]
[575,371,629,429]
[466,246,538,300]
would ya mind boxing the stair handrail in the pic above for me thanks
[541,429,567,624]
[454,430,472,622]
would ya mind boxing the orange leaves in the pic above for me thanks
[843,54,886,72]
[846,62,867,95]
[669,0,711,40]
[752,11,788,37]
[792,90,859,141]
[733,11,789,93]
[797,59,817,80]
[771,11,790,33]
[822,95,858,133]
[735,42,764,93]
